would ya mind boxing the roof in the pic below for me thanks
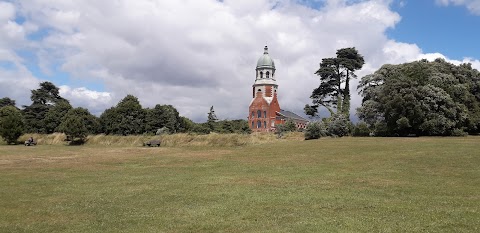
[256,46,275,69]
[277,109,310,122]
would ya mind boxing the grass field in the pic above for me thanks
[1,136,479,232]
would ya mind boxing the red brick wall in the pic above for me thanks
[248,88,281,132]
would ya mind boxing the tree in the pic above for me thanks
[116,95,145,135]
[0,97,16,108]
[357,59,479,136]
[207,106,218,130]
[145,104,181,134]
[99,95,145,135]
[30,81,65,105]
[58,108,98,142]
[23,82,68,133]
[43,100,73,134]
[99,107,120,135]
[0,106,25,144]
[308,47,364,118]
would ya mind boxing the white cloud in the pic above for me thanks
[436,0,480,15]
[59,86,112,115]
[0,0,479,122]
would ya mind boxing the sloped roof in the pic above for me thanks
[278,109,309,122]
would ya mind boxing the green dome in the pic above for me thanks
[256,46,275,69]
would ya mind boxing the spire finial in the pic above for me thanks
[264,45,268,54]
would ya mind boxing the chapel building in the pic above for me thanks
[248,46,309,132]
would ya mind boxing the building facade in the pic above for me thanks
[248,46,309,132]
[248,46,281,132]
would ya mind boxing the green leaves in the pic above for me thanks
[310,47,364,117]
[357,59,480,136]
[0,106,25,144]
[58,108,98,142]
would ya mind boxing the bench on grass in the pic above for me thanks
[144,139,161,147]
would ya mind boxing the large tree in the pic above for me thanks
[145,104,181,134]
[58,107,99,142]
[357,59,480,136]
[43,100,73,134]
[307,47,364,118]
[0,106,25,144]
[99,95,145,135]
[23,82,68,133]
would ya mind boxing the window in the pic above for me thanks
[257,121,261,128]
[264,111,267,118]
[251,121,254,128]
[251,111,255,118]
[260,71,263,79]
[271,121,275,127]
[257,110,261,118]
[264,121,267,128]
[266,71,269,79]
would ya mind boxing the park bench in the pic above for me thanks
[144,139,161,147]
[24,139,37,146]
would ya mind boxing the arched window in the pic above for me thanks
[257,110,261,118]
[257,121,262,128]
[263,111,267,118]
[251,111,255,118]
[264,121,267,128]
[266,71,269,79]
[251,121,254,128]
[260,71,263,79]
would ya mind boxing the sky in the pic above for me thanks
[1,0,480,122]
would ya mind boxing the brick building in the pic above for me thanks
[248,46,309,132]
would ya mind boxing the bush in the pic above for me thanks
[327,114,350,137]
[0,106,25,144]
[450,128,467,137]
[304,121,327,140]
[352,122,370,137]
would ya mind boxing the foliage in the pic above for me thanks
[0,97,16,108]
[99,95,145,135]
[58,107,98,142]
[23,82,68,133]
[207,106,218,130]
[308,47,365,117]
[43,100,73,134]
[304,121,327,140]
[145,104,181,134]
[0,106,25,144]
[326,113,350,137]
[357,59,480,136]
[275,119,297,138]
[352,122,371,137]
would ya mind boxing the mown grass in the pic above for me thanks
[0,137,479,232]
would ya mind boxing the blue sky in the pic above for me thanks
[387,0,480,60]
[1,0,480,121]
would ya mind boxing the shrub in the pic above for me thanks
[352,122,370,137]
[327,114,350,137]
[450,128,467,137]
[304,121,327,140]
[0,106,25,144]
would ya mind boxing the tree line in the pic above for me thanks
[305,48,480,138]
[0,82,249,144]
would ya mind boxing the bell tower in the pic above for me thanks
[248,46,281,132]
